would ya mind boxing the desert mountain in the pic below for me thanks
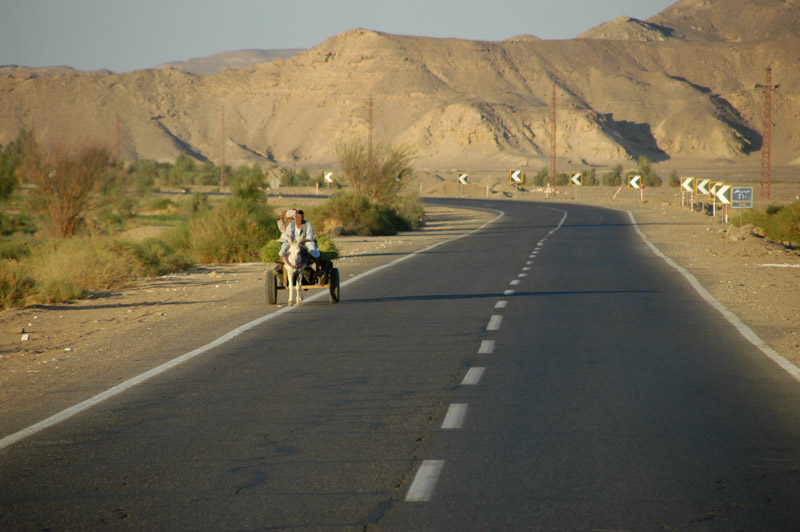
[1,0,798,175]
[157,49,303,75]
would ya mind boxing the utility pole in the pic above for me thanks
[367,95,374,160]
[756,66,779,199]
[220,107,226,188]
[550,82,557,193]
[115,114,121,169]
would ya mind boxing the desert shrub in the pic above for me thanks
[669,171,680,187]
[231,164,266,203]
[180,198,279,263]
[741,201,800,247]
[602,165,623,186]
[0,238,31,260]
[147,196,176,211]
[581,169,599,186]
[0,212,37,236]
[280,168,314,187]
[183,192,211,219]
[28,237,144,292]
[0,130,33,201]
[637,155,662,187]
[532,168,549,187]
[310,192,418,236]
[132,237,194,276]
[0,261,36,309]
[336,139,414,206]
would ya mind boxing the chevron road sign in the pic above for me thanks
[696,179,710,195]
[628,175,642,189]
[324,172,334,183]
[509,169,524,184]
[571,173,582,186]
[681,177,694,192]
[458,173,469,185]
[715,184,731,204]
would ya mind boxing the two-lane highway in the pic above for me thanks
[2,199,800,530]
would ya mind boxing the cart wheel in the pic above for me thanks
[328,268,340,303]
[266,269,278,305]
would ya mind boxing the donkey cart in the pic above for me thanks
[266,256,340,305]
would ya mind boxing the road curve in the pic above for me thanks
[2,199,800,530]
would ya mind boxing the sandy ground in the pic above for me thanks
[1,188,799,438]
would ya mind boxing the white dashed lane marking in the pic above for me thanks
[461,367,486,385]
[478,340,495,354]
[494,300,507,309]
[486,315,503,331]
[406,460,445,502]
[509,280,520,286]
[441,404,468,429]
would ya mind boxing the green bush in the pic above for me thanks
[0,261,35,309]
[602,165,622,186]
[741,201,800,247]
[28,237,144,292]
[0,238,31,260]
[310,192,420,236]
[181,198,279,263]
[132,237,194,276]
[0,212,37,236]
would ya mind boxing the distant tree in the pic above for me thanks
[21,138,115,237]
[0,129,34,201]
[231,163,266,203]
[336,139,415,206]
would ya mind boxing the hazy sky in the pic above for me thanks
[1,0,677,72]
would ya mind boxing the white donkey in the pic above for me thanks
[283,241,307,306]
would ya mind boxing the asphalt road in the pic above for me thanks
[2,199,800,530]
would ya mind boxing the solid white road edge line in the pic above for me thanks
[441,403,468,429]
[405,460,445,502]
[627,210,800,384]
[0,207,507,452]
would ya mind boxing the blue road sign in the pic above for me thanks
[731,187,753,209]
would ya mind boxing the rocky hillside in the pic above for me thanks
[157,49,303,75]
[1,0,798,175]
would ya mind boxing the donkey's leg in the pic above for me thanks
[287,271,294,305]
[296,275,303,304]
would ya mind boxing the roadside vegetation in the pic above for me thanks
[0,131,427,310]
[731,201,800,249]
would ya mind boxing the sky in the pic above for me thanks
[1,0,677,72]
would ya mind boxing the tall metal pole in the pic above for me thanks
[550,82,557,193]
[368,96,374,160]
[115,114,121,168]
[760,66,773,199]
[221,107,226,188]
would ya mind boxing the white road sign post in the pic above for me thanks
[715,184,731,222]
[571,172,581,199]
[681,177,694,209]
[629,175,643,201]
[696,179,710,212]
